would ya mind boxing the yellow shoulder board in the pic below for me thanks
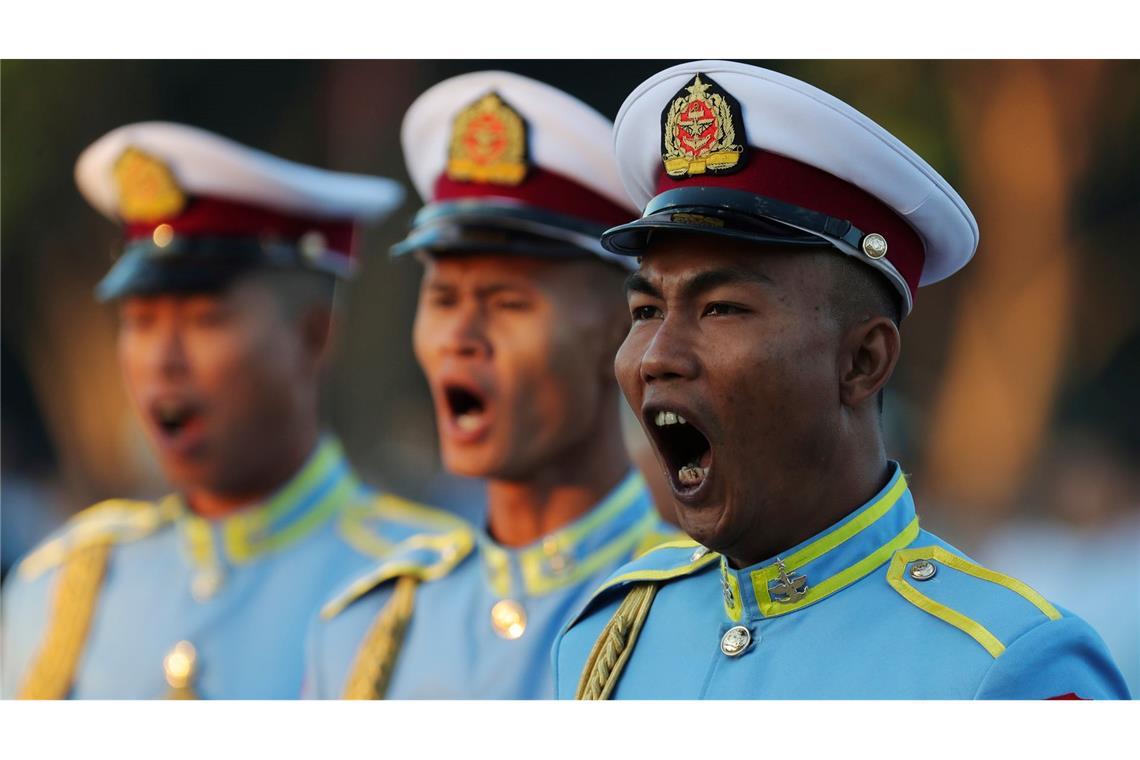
[886,545,1061,658]
[321,526,475,620]
[18,498,178,581]
[337,492,470,560]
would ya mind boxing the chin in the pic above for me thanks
[676,506,734,553]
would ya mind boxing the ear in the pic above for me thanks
[838,316,900,409]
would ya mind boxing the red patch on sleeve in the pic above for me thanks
[1046,693,1087,700]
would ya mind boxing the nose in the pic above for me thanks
[639,315,700,384]
[154,320,191,379]
[441,303,492,360]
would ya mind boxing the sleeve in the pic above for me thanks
[973,614,1132,700]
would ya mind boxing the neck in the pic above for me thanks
[185,423,320,521]
[726,426,890,569]
[486,411,630,548]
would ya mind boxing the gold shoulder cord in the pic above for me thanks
[19,541,113,699]
[341,575,419,699]
[575,583,658,700]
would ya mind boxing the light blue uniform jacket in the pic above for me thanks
[552,464,1131,699]
[306,471,675,699]
[1,437,445,699]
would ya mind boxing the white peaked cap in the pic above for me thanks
[76,120,404,223]
[606,60,980,313]
[395,70,639,269]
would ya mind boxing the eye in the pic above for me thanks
[187,304,230,328]
[702,302,747,317]
[492,296,533,312]
[631,304,662,321]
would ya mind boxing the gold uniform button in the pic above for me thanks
[163,640,197,689]
[720,625,752,657]
[490,599,527,640]
[909,559,937,581]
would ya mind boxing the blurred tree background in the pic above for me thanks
[2,60,1137,687]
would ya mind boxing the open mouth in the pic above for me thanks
[645,407,713,497]
[149,398,203,442]
[444,383,489,436]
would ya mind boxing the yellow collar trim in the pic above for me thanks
[480,472,652,598]
[743,470,914,618]
[180,438,360,567]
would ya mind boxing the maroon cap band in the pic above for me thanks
[656,147,925,302]
[434,166,633,229]
[124,195,357,261]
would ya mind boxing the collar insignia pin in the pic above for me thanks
[769,558,809,603]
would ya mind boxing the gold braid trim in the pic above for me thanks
[19,540,113,699]
[341,575,419,699]
[575,582,658,700]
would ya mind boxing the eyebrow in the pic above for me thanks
[625,272,662,299]
[625,266,774,301]
[681,266,775,301]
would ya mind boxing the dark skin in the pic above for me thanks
[116,272,333,518]
[413,253,632,547]
[615,233,901,568]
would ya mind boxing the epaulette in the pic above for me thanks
[886,545,1062,658]
[336,492,472,560]
[18,497,179,582]
[581,538,718,610]
[321,524,476,620]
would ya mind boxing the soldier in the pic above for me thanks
[1,121,458,699]
[305,71,676,699]
[552,61,1132,699]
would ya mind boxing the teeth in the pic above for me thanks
[677,465,709,487]
[654,411,687,427]
[456,413,482,432]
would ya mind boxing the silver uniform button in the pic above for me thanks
[720,625,752,657]
[909,559,937,581]
[862,232,889,260]
[690,546,710,562]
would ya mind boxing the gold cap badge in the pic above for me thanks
[113,147,187,223]
[662,74,746,179]
[447,92,528,186]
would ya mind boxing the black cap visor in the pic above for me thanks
[601,187,864,256]
[96,237,314,302]
[390,200,611,260]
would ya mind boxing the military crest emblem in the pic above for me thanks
[661,73,746,178]
[769,558,809,603]
[447,92,529,186]
[114,147,187,223]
